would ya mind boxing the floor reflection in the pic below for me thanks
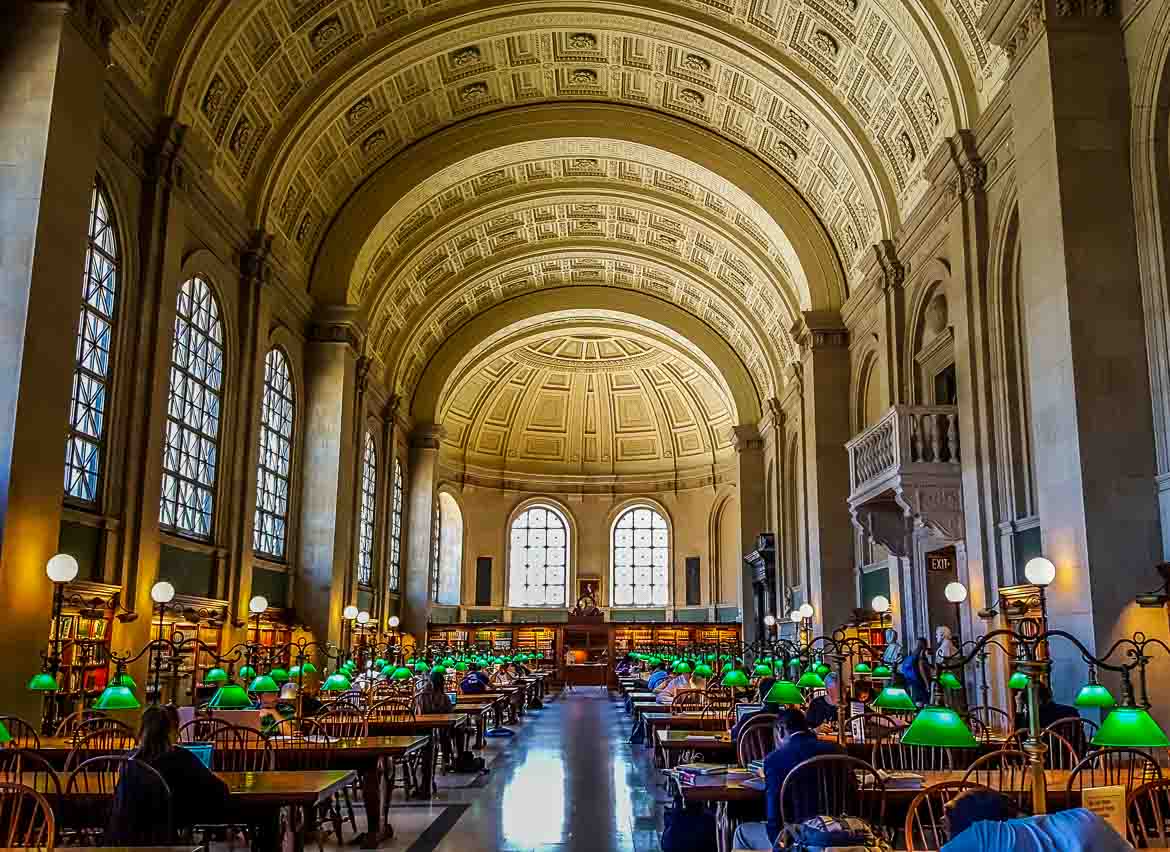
[500,753,567,846]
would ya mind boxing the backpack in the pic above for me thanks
[660,802,715,852]
[453,751,486,773]
[778,815,891,852]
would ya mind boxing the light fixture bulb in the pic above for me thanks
[763,614,776,627]
[343,605,359,620]
[1024,556,1056,587]
[388,615,400,628]
[249,594,268,614]
[871,595,890,613]
[790,610,802,623]
[799,603,814,619]
[357,610,370,624]
[46,553,79,584]
[944,581,968,604]
[151,580,176,604]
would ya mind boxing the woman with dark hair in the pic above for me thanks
[416,670,469,769]
[108,705,229,842]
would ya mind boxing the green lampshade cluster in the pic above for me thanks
[693,663,714,679]
[289,660,317,679]
[249,674,280,694]
[797,669,826,689]
[207,683,252,709]
[389,666,413,681]
[872,664,892,679]
[672,661,692,675]
[753,663,773,677]
[872,685,917,711]
[722,669,749,689]
[238,665,257,682]
[414,662,429,674]
[1092,706,1170,748]
[853,661,872,675]
[203,666,229,685]
[269,667,290,685]
[901,706,978,748]
[813,661,831,677]
[764,680,804,705]
[322,672,353,692]
[27,672,59,692]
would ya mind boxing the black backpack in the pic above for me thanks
[660,802,716,852]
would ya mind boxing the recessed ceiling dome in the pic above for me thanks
[439,331,737,491]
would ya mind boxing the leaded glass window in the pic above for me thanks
[430,499,441,602]
[509,504,569,607]
[611,506,669,607]
[66,179,120,503]
[357,433,376,586]
[254,348,294,559]
[388,460,403,592]
[160,277,224,538]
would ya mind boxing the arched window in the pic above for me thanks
[509,504,569,607]
[254,348,294,559]
[66,178,120,503]
[433,492,462,604]
[388,459,404,593]
[160,277,224,538]
[611,505,669,607]
[356,433,376,587]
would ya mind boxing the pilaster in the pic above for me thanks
[732,424,767,644]
[403,425,445,641]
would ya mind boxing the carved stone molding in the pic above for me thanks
[732,424,765,453]
[411,424,447,450]
[873,240,905,292]
[308,321,364,353]
[792,311,849,354]
[982,0,1116,67]
[145,120,186,189]
[64,0,144,55]
[240,230,273,287]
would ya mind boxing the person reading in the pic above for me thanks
[645,661,670,691]
[941,789,1133,851]
[731,708,847,850]
[805,673,839,728]
[417,670,468,765]
[459,662,491,694]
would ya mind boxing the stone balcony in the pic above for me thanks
[845,405,964,553]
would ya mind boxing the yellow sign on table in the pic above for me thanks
[1081,784,1127,838]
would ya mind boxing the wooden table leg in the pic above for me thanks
[351,761,393,846]
[418,731,436,799]
[474,710,486,749]
[715,801,730,852]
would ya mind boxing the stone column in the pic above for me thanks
[403,425,443,641]
[983,0,1165,701]
[295,319,362,648]
[0,3,125,723]
[794,312,855,635]
[733,424,767,644]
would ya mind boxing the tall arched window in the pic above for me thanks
[254,348,294,559]
[356,433,376,587]
[509,504,569,607]
[434,492,463,605]
[388,459,404,593]
[66,178,120,504]
[160,277,225,538]
[611,505,670,607]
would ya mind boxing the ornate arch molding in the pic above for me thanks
[1132,5,1170,480]
[903,256,953,404]
[850,342,884,435]
[410,286,764,426]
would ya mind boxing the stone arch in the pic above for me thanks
[432,483,465,606]
[905,257,954,405]
[606,496,675,608]
[709,492,741,608]
[852,344,886,435]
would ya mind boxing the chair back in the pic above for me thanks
[266,719,326,770]
[1126,777,1170,847]
[65,754,129,843]
[842,712,906,742]
[872,731,953,772]
[904,780,991,852]
[317,706,368,738]
[53,710,108,739]
[736,715,777,766]
[1067,747,1163,796]
[703,688,734,713]
[103,758,173,846]
[0,719,39,752]
[1042,716,1098,756]
[211,725,272,772]
[966,705,1012,736]
[368,697,415,723]
[960,749,1031,811]
[669,690,705,714]
[0,750,62,803]
[177,716,235,744]
[779,754,886,827]
[70,716,132,743]
[64,729,135,772]
[0,782,54,850]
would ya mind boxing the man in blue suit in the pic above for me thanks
[731,707,846,850]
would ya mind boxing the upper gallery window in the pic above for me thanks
[254,348,294,559]
[389,459,404,593]
[611,505,670,607]
[508,504,569,607]
[357,432,376,586]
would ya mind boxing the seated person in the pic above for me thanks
[805,673,839,728]
[107,705,229,843]
[645,662,670,691]
[656,670,694,704]
[731,708,847,850]
[459,662,492,694]
[257,684,291,733]
[417,670,468,763]
[1017,682,1081,732]
[754,675,777,704]
[941,789,1133,852]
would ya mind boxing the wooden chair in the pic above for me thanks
[736,714,777,766]
[64,754,129,845]
[317,706,368,738]
[1126,777,1170,847]
[0,750,61,803]
[703,688,734,714]
[0,719,39,752]
[211,725,272,772]
[966,705,1013,736]
[1067,747,1163,799]
[1042,716,1099,755]
[1007,728,1080,769]
[842,712,906,742]
[961,749,1032,811]
[102,759,173,846]
[64,728,135,772]
[904,780,993,852]
[177,716,235,743]
[367,697,415,722]
[872,731,954,772]
[0,782,55,850]
[53,710,107,739]
[780,755,887,827]
[668,689,705,713]
[267,719,326,769]
[69,716,132,743]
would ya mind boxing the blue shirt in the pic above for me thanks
[942,809,1132,852]
[459,672,491,694]
[647,670,670,690]
[764,731,846,842]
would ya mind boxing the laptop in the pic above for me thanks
[735,704,764,726]
[447,692,458,705]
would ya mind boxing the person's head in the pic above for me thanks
[429,670,446,693]
[756,676,776,703]
[691,674,708,690]
[468,662,481,673]
[773,707,810,741]
[1036,682,1054,705]
[655,661,667,672]
[137,705,177,759]
[943,789,1019,838]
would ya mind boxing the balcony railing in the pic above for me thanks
[846,405,961,497]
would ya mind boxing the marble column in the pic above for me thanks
[403,426,443,641]
[733,424,767,644]
[0,3,121,723]
[983,0,1166,703]
[296,320,362,648]
[794,312,855,635]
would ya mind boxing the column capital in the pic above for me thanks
[240,230,273,288]
[62,0,145,56]
[791,311,849,354]
[731,424,765,453]
[872,240,905,293]
[981,0,1117,66]
[309,307,366,355]
[411,424,447,450]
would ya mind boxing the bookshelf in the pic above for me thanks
[147,595,228,703]
[49,594,116,720]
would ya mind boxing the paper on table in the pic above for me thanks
[1081,784,1126,838]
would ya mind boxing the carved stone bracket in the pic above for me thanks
[309,321,364,354]
[873,240,905,292]
[851,500,913,559]
[240,230,273,288]
[732,424,764,453]
[982,0,1116,67]
[792,311,849,355]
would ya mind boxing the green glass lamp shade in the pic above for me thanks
[720,662,734,675]
[872,664,892,679]
[299,661,318,676]
[27,672,59,692]
[341,661,356,674]
[431,665,447,676]
[441,657,456,667]
[764,680,805,705]
[1008,670,1030,690]
[1075,683,1117,709]
[721,669,750,689]
[455,661,469,672]
[268,667,290,685]
[0,721,10,744]
[391,666,413,681]
[753,664,774,677]
[797,669,827,689]
[248,674,280,694]
[853,661,872,675]
[380,664,395,677]
[1092,707,1170,748]
[414,662,429,674]
[814,662,831,677]
[322,672,352,692]
[705,653,716,662]
[938,671,962,690]
[788,657,801,667]
[901,706,978,748]
[374,658,388,670]
[93,684,142,711]
[719,654,731,661]
[203,667,229,685]
[672,661,692,675]
[693,664,714,679]
[872,686,917,711]
[207,683,253,710]
[238,666,256,682]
